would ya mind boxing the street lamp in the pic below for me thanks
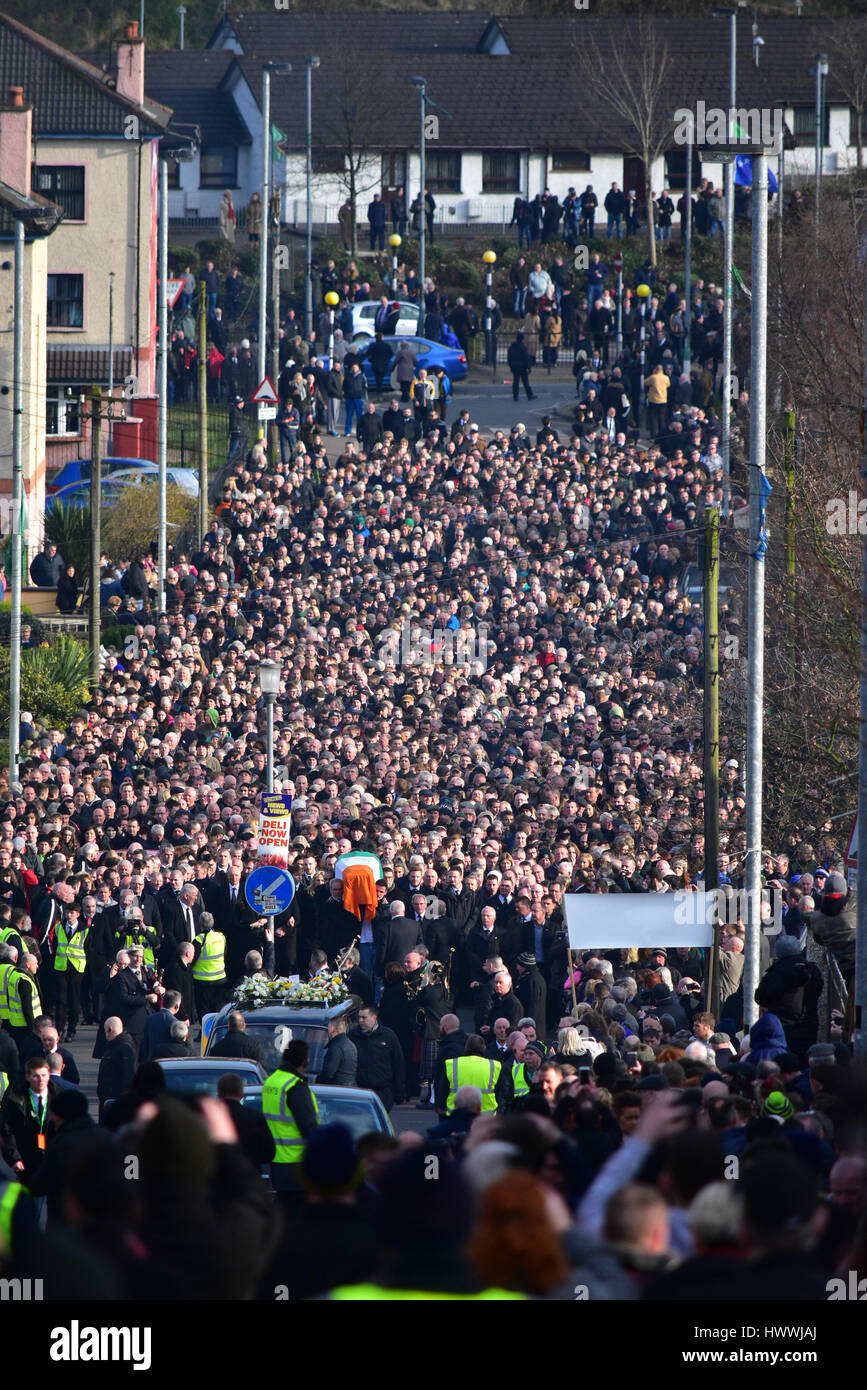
[260,62,293,394]
[636,281,650,429]
[324,289,339,363]
[259,659,280,795]
[305,56,320,341]
[712,6,739,519]
[814,54,829,239]
[483,249,497,376]
[389,232,402,294]
[411,76,427,334]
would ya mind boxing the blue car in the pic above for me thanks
[358,335,467,387]
[47,455,156,496]
[46,466,199,511]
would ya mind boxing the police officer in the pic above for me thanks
[444,1034,508,1113]
[262,1039,319,1213]
[191,911,227,1019]
[53,901,89,1041]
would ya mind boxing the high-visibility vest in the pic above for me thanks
[0,1072,8,1102]
[446,1055,501,1113]
[0,925,22,949]
[117,925,155,969]
[54,920,89,973]
[192,929,226,982]
[511,1060,531,1100]
[0,1180,26,1255]
[330,1284,526,1301]
[262,1069,319,1163]
[0,962,16,1023]
[6,969,42,1029]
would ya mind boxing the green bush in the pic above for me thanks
[0,636,91,734]
[0,603,47,646]
[26,633,91,693]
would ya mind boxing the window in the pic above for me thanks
[199,144,237,188]
[47,274,84,328]
[483,151,520,192]
[46,387,82,437]
[381,153,407,189]
[426,150,461,192]
[850,106,867,145]
[792,107,828,147]
[552,150,591,172]
[664,149,702,191]
[32,165,85,221]
[311,149,345,174]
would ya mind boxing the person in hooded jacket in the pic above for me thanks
[743,1012,788,1068]
[809,871,856,983]
[754,936,823,1063]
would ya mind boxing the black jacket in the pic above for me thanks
[432,1029,468,1111]
[318,1032,358,1087]
[29,1115,112,1225]
[0,1081,60,1178]
[348,1023,405,1100]
[115,967,153,1040]
[222,1096,276,1170]
[376,916,424,974]
[515,966,548,1039]
[507,339,531,372]
[162,957,197,1024]
[17,1039,81,1087]
[209,1030,267,1066]
[755,955,823,1046]
[97,1034,137,1110]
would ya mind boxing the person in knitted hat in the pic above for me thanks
[809,870,856,982]
[761,1090,795,1123]
[755,933,823,1063]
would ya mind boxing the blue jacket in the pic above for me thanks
[744,1011,788,1066]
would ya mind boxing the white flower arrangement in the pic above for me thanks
[231,971,349,1011]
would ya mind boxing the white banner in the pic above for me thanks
[564,892,715,950]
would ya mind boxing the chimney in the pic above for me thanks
[116,19,145,109]
[0,87,33,197]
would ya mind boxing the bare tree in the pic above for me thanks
[316,49,392,256]
[826,21,867,174]
[572,17,678,267]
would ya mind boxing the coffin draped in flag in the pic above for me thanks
[334,850,383,923]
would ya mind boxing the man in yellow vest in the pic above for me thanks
[444,1034,506,1113]
[6,954,43,1056]
[262,1038,319,1212]
[505,1029,534,1107]
[191,911,227,1019]
[0,942,18,1030]
[53,902,89,1042]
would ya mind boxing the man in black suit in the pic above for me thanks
[217,1072,275,1170]
[319,880,361,965]
[375,901,424,977]
[0,1057,60,1183]
[342,948,374,1006]
[465,906,503,985]
[210,863,257,977]
[441,866,478,934]
[209,1011,267,1066]
[19,1020,81,1086]
[162,941,197,1024]
[159,882,201,967]
[485,1016,514,1068]
[139,990,184,1061]
[96,1017,136,1124]
[115,946,160,1051]
[152,1019,194,1060]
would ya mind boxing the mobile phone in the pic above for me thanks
[579,1067,591,1084]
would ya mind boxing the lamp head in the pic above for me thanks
[308,56,321,69]
[259,660,281,697]
[483,250,497,265]
[324,291,340,307]
[389,233,402,248]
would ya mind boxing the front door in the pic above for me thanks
[623,156,646,209]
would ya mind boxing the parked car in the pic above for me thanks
[202,998,361,1079]
[155,1057,268,1094]
[678,562,735,606]
[46,466,199,511]
[358,335,467,387]
[348,300,419,343]
[243,1084,394,1139]
[47,456,156,495]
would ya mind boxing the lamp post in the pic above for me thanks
[260,63,292,395]
[389,232,402,295]
[177,5,186,49]
[259,659,280,796]
[636,281,650,429]
[305,56,320,341]
[814,54,829,242]
[483,249,497,376]
[411,76,426,334]
[713,5,738,519]
[324,289,339,364]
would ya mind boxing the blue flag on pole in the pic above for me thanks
[735,155,778,193]
[754,468,772,560]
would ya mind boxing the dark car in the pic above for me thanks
[242,1084,394,1139]
[154,1057,268,1094]
[202,998,361,1078]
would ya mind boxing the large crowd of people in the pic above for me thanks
[2,183,864,1301]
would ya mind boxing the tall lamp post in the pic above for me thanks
[305,56,320,341]
[713,5,738,519]
[636,281,650,429]
[389,232,402,294]
[260,62,293,394]
[814,54,829,244]
[324,289,339,363]
[259,659,280,796]
[483,249,497,375]
[410,76,427,334]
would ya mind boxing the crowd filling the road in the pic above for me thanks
[2,219,866,1299]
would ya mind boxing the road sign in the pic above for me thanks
[257,404,277,421]
[846,811,858,867]
[252,376,279,404]
[165,278,185,308]
[613,253,623,273]
[244,866,296,917]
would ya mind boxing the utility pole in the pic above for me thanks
[197,279,208,545]
[8,218,24,783]
[89,386,102,689]
[412,77,426,335]
[743,150,769,1032]
[783,403,796,627]
[855,195,867,1059]
[157,157,168,612]
[703,504,721,1019]
[271,230,281,465]
[684,120,693,374]
[814,55,829,248]
[305,56,320,341]
[722,7,737,520]
[107,272,115,454]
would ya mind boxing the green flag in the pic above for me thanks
[271,123,286,165]
[732,265,751,300]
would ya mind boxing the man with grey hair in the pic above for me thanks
[377,899,424,974]
[97,1016,136,1122]
[153,1018,192,1060]
[140,988,184,1061]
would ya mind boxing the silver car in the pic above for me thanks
[348,300,419,343]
